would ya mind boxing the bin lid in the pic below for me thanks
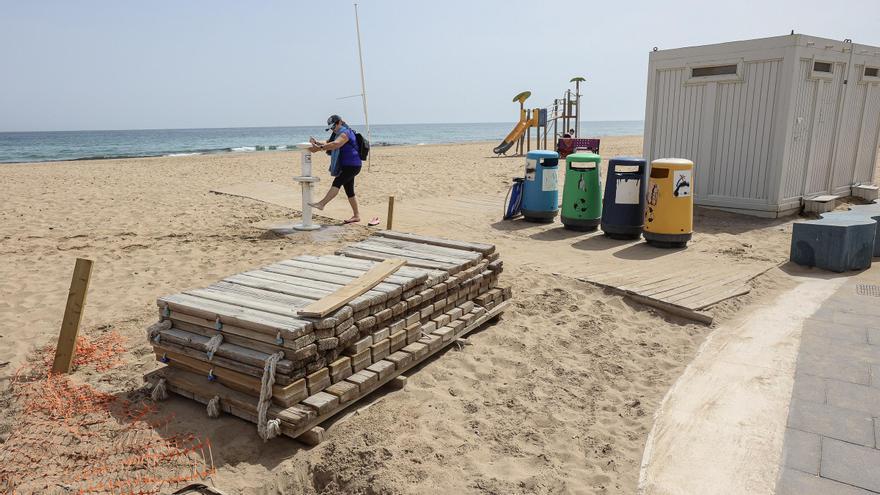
[526,150,559,160]
[609,156,646,166]
[566,152,600,163]
[651,158,694,169]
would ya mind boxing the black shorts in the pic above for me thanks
[332,166,361,198]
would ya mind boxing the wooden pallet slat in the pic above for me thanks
[298,259,406,318]
[377,230,496,255]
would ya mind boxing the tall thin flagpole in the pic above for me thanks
[354,3,371,171]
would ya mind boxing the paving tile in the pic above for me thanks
[792,373,826,404]
[821,437,880,491]
[871,365,880,390]
[777,467,876,495]
[826,379,880,416]
[782,427,821,474]
[803,318,868,344]
[800,334,880,366]
[809,308,879,330]
[869,328,880,346]
[787,399,875,447]
[820,300,880,319]
[796,351,871,385]
[876,419,880,448]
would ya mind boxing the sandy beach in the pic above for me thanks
[1,136,877,494]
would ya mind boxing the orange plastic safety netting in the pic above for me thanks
[39,330,128,372]
[0,331,215,494]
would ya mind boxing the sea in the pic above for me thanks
[0,121,643,164]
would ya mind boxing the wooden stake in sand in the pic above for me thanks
[386,196,395,230]
[52,258,93,374]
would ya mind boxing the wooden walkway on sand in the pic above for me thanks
[579,260,774,324]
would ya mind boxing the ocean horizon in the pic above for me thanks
[0,121,644,164]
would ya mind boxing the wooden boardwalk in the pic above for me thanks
[579,260,773,324]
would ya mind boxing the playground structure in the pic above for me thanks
[493,77,588,156]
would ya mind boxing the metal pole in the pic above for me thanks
[354,4,371,171]
[575,80,581,138]
[293,149,321,231]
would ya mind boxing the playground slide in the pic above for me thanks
[493,118,530,155]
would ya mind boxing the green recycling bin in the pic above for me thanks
[561,152,602,231]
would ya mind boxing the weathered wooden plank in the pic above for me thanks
[352,241,473,267]
[169,311,314,351]
[265,262,402,298]
[687,285,751,310]
[298,259,406,318]
[52,258,93,374]
[157,326,296,373]
[657,271,750,304]
[172,319,317,361]
[278,259,418,289]
[641,271,740,301]
[260,265,390,303]
[158,293,311,338]
[338,247,457,272]
[367,237,483,262]
[296,255,432,283]
[145,367,304,426]
[153,341,296,385]
[377,230,495,255]
[186,287,323,327]
[241,270,376,310]
[156,350,306,406]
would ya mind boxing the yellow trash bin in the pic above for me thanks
[643,158,693,248]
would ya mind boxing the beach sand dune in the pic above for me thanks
[0,137,875,493]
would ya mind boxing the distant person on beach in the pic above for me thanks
[308,114,363,224]
[568,128,576,137]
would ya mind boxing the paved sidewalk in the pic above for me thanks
[777,265,880,494]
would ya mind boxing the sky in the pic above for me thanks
[1,0,878,132]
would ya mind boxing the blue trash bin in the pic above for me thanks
[601,157,648,239]
[522,150,559,222]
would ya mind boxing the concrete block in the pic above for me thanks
[852,185,879,202]
[849,202,880,256]
[781,427,820,475]
[790,216,875,272]
[820,437,880,491]
[803,195,838,214]
[787,398,875,447]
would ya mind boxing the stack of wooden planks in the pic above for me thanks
[146,231,510,442]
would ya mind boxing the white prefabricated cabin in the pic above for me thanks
[643,34,880,217]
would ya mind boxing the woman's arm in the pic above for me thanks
[321,131,349,151]
[308,131,349,153]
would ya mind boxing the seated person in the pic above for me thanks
[557,134,575,158]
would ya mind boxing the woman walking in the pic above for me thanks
[308,114,362,224]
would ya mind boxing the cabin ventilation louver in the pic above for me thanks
[813,61,832,73]
[691,64,738,77]
[866,67,879,77]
